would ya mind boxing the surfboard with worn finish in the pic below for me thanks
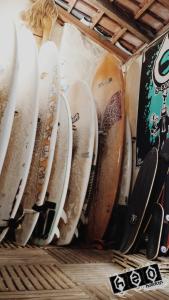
[15,41,60,246]
[59,23,105,93]
[86,53,125,243]
[80,105,99,225]
[0,18,18,175]
[0,23,39,241]
[32,94,73,245]
[57,80,95,246]
[117,117,132,206]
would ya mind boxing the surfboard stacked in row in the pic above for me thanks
[0,19,134,248]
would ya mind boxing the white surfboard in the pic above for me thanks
[59,23,105,93]
[0,23,39,241]
[0,0,30,20]
[15,41,60,246]
[0,17,18,175]
[33,93,73,246]
[57,80,95,246]
[117,117,132,205]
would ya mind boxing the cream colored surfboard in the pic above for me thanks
[57,80,95,246]
[0,0,31,20]
[33,94,72,246]
[59,23,106,93]
[15,41,60,246]
[125,54,142,188]
[117,117,132,205]
[86,53,125,242]
[0,23,39,241]
[0,18,18,175]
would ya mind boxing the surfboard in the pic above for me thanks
[59,23,105,93]
[15,41,60,246]
[32,93,72,246]
[86,53,125,243]
[0,23,39,241]
[136,33,169,166]
[80,105,98,225]
[57,80,95,246]
[124,55,142,188]
[0,18,18,175]
[117,117,132,206]
[0,0,30,20]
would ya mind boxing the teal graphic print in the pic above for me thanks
[136,33,169,165]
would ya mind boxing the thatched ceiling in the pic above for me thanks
[54,0,169,61]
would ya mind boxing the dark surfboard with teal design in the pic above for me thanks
[137,33,169,165]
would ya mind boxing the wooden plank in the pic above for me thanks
[86,0,150,42]
[5,266,26,291]
[52,266,76,288]
[20,265,43,290]
[13,265,36,291]
[28,265,52,290]
[56,5,129,61]
[46,266,71,289]
[91,11,104,28]
[47,249,68,264]
[41,265,63,289]
[68,0,78,13]
[158,0,169,9]
[157,22,169,36]
[134,0,155,19]
[111,28,127,44]
[0,266,16,291]
[0,248,56,265]
[0,287,90,299]
[35,264,61,290]
[0,271,8,292]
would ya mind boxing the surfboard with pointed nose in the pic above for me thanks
[57,80,95,246]
[0,18,18,175]
[0,23,39,241]
[86,53,125,243]
[32,94,73,246]
[15,41,60,246]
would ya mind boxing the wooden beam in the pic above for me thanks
[68,0,78,13]
[134,0,155,19]
[111,28,127,44]
[56,5,129,62]
[158,0,169,9]
[89,0,150,43]
[157,23,169,37]
[90,11,104,28]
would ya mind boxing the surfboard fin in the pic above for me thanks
[24,209,36,214]
[61,210,67,224]
[54,227,60,238]
[80,213,88,225]
[98,130,107,136]
[74,227,79,238]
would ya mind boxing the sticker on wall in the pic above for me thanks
[136,33,169,165]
